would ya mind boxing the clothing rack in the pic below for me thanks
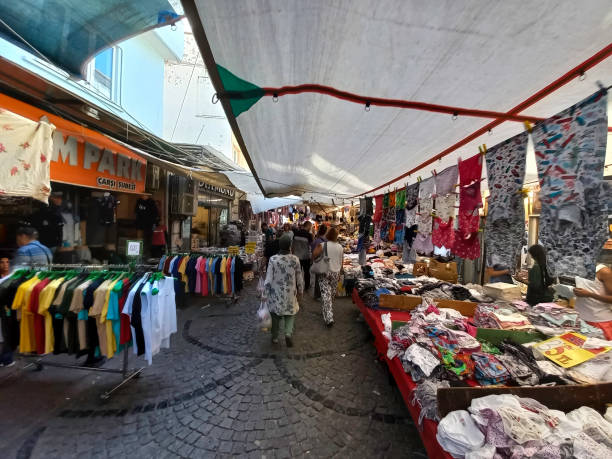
[18,262,159,399]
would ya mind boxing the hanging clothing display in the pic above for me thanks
[395,188,406,209]
[158,254,245,296]
[373,194,383,223]
[0,268,177,365]
[432,217,455,249]
[0,108,54,203]
[406,182,420,210]
[456,153,483,260]
[533,90,609,278]
[412,233,434,256]
[383,192,390,208]
[418,177,435,236]
[485,132,529,271]
[434,165,458,196]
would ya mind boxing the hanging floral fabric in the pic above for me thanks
[382,192,390,208]
[418,177,435,236]
[532,90,608,277]
[484,132,528,271]
[434,165,458,196]
[432,217,455,249]
[455,154,483,260]
[388,190,396,208]
[0,109,54,203]
[395,188,406,209]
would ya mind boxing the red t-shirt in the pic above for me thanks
[30,278,51,355]
[152,225,167,246]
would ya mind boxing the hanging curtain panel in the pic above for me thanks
[484,132,529,270]
[0,109,54,203]
[532,90,608,277]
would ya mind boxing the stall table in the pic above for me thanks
[352,289,452,459]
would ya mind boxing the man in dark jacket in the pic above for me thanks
[292,221,314,290]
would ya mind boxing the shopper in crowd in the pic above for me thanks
[280,223,294,240]
[311,224,327,299]
[293,221,314,290]
[13,226,53,267]
[261,222,274,242]
[485,254,514,284]
[264,234,304,347]
[0,254,9,279]
[574,264,612,339]
[525,244,554,306]
[313,227,344,327]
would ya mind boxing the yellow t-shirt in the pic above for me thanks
[178,257,189,292]
[12,276,41,353]
[220,258,228,294]
[38,277,65,354]
[101,278,122,358]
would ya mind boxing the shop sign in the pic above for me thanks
[245,242,256,254]
[199,182,235,198]
[228,246,240,255]
[51,131,146,193]
[0,93,146,194]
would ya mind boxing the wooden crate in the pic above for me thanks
[378,294,422,310]
[433,298,478,317]
[437,382,612,417]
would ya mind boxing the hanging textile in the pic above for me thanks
[0,109,54,203]
[532,90,609,277]
[484,132,528,271]
[406,182,420,210]
[418,177,435,236]
[383,192,390,208]
[373,194,383,223]
[434,165,458,196]
[456,154,483,260]
[395,188,406,209]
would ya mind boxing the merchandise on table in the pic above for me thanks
[438,394,612,459]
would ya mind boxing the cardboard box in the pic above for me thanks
[433,299,478,317]
[483,282,522,301]
[378,294,422,310]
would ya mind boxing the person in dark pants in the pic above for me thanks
[292,221,314,290]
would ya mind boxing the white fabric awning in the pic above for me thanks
[185,0,612,197]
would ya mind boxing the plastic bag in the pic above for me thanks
[257,301,272,329]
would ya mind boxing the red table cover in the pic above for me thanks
[352,289,453,459]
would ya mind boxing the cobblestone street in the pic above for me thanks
[0,283,426,458]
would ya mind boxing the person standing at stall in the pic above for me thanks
[0,255,9,279]
[264,234,303,347]
[313,227,344,327]
[574,264,612,339]
[525,244,554,306]
[13,227,53,267]
[293,221,314,290]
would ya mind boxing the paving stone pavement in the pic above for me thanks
[0,281,427,458]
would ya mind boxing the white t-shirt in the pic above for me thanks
[325,241,344,273]
[575,276,612,322]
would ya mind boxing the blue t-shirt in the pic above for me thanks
[14,240,52,266]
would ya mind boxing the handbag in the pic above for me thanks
[311,242,331,274]
[428,259,458,283]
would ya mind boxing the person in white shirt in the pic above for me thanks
[312,227,344,327]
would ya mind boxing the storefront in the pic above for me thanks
[192,180,236,248]
[0,93,166,263]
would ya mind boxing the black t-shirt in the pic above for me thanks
[31,204,64,248]
[135,198,159,231]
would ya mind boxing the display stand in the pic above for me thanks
[19,263,159,399]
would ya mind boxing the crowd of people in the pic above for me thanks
[261,221,344,347]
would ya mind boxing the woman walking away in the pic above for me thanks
[264,234,304,347]
[313,227,344,327]
[525,244,554,306]
[311,224,327,299]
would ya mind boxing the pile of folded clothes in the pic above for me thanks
[437,394,612,459]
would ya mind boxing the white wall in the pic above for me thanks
[163,28,233,159]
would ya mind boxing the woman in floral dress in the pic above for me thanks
[264,234,304,347]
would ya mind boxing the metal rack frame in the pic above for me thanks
[18,263,158,399]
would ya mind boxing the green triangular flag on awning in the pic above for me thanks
[216,65,264,117]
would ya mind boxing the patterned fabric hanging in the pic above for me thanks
[455,154,483,260]
[484,132,528,271]
[532,90,608,278]
[406,182,420,210]
[0,108,54,202]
